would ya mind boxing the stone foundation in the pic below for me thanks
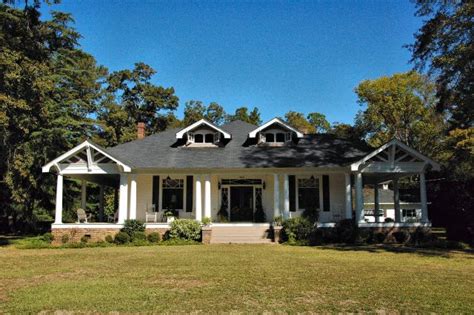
[52,226,171,245]
[52,227,121,245]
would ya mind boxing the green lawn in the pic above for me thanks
[0,244,473,313]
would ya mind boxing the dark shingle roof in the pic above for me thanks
[107,120,371,169]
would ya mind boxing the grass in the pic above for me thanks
[0,244,473,313]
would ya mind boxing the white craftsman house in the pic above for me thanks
[42,118,440,242]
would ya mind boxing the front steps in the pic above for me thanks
[209,224,274,244]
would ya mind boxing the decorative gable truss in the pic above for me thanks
[248,118,304,139]
[42,140,131,174]
[350,139,440,173]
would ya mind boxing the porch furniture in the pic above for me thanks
[145,211,158,223]
[76,208,91,223]
[108,211,118,223]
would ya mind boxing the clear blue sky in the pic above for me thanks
[40,0,421,125]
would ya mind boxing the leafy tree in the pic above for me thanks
[329,122,363,141]
[182,100,226,125]
[97,63,179,146]
[307,112,330,133]
[284,111,314,134]
[226,107,262,125]
[354,71,444,157]
[182,100,206,126]
[409,0,473,181]
[0,4,104,230]
[206,102,226,125]
[409,0,473,129]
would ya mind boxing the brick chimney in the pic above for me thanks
[137,122,145,140]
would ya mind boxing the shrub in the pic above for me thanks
[356,229,372,244]
[282,217,314,244]
[80,235,90,243]
[393,230,410,244]
[372,231,386,244]
[121,219,145,238]
[41,232,54,243]
[309,228,324,245]
[201,217,212,226]
[132,231,147,242]
[302,205,319,223]
[335,219,358,244]
[105,235,114,243]
[410,227,432,245]
[114,231,131,244]
[61,234,70,244]
[273,215,284,226]
[322,228,338,244]
[384,218,394,223]
[168,219,202,241]
[147,232,161,243]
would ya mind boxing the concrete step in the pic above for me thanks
[210,225,273,244]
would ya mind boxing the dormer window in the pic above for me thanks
[176,119,231,147]
[248,118,304,146]
[262,131,292,145]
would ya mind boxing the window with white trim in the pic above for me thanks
[262,131,292,144]
[186,129,220,146]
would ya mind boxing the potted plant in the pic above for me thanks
[164,207,177,223]
[273,215,284,227]
[202,217,212,226]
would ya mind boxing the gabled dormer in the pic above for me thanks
[176,119,231,147]
[248,118,304,146]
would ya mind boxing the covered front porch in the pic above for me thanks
[43,139,439,231]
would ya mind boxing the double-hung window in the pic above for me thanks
[162,178,184,210]
[297,177,320,210]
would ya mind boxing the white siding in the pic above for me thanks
[135,174,152,221]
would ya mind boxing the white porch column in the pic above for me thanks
[355,172,364,223]
[393,178,401,223]
[420,172,428,223]
[345,173,352,219]
[204,175,211,219]
[99,185,105,222]
[54,174,63,224]
[118,174,129,224]
[283,174,290,219]
[273,174,280,218]
[81,180,87,209]
[129,175,137,220]
[195,175,202,221]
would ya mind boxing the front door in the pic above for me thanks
[230,186,254,222]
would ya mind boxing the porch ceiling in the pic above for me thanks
[65,174,120,187]
[361,173,412,185]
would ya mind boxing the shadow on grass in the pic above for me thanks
[316,244,474,258]
[0,235,28,247]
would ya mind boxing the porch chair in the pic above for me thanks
[145,211,158,223]
[76,208,92,223]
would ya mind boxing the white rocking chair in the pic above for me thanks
[146,211,158,223]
